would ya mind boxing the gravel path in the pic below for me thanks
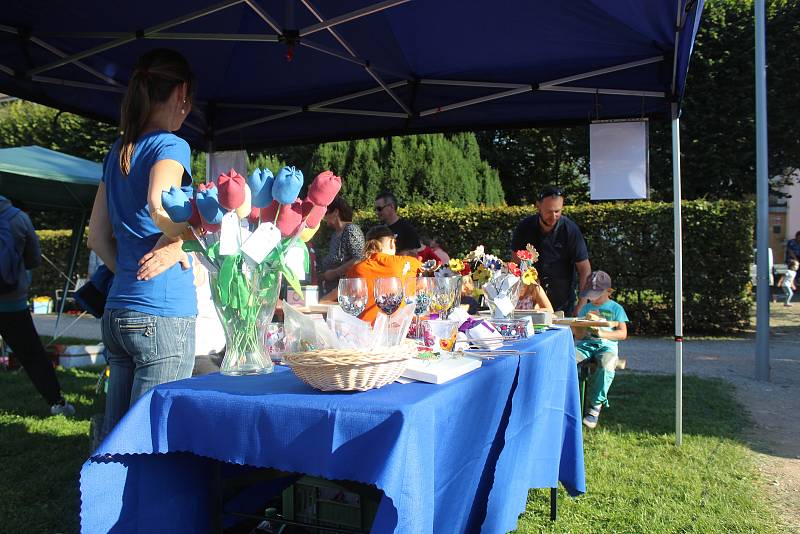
[624,302,800,531]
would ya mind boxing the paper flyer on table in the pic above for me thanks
[401,357,482,384]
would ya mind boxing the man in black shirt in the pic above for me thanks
[511,185,591,314]
[374,192,421,255]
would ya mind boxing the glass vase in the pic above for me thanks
[210,265,282,376]
[483,274,522,320]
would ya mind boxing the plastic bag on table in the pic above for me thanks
[371,313,389,349]
[327,305,373,349]
[386,304,416,347]
[282,300,337,352]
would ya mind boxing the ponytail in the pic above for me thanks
[118,48,195,175]
[363,238,384,257]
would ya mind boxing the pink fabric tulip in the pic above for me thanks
[260,200,279,224]
[217,169,246,210]
[202,222,221,233]
[307,171,342,207]
[302,199,327,228]
[275,198,304,237]
[188,197,202,228]
[247,205,261,225]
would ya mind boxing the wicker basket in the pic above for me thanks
[283,341,417,392]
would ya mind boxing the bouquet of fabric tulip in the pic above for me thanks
[157,166,342,375]
[437,244,539,319]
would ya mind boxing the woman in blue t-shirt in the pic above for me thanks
[88,49,198,439]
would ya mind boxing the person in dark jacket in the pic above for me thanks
[0,195,74,416]
[511,185,591,314]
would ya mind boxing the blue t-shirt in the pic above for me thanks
[576,299,629,353]
[103,132,197,317]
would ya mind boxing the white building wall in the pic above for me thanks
[783,168,800,241]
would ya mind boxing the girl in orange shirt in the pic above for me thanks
[346,225,422,324]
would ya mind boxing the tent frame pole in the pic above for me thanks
[754,0,770,381]
[27,0,245,76]
[53,211,87,338]
[671,103,683,447]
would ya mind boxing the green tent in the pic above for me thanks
[0,145,101,329]
[0,145,101,211]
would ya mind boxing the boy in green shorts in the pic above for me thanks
[574,271,629,429]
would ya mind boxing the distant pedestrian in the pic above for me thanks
[785,231,800,264]
[0,195,75,416]
[778,260,798,307]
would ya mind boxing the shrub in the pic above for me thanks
[29,230,88,301]
[311,200,753,335]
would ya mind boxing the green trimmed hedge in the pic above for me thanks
[31,201,754,334]
[312,201,753,334]
[29,230,89,302]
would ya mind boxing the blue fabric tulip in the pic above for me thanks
[271,166,304,205]
[160,186,193,222]
[247,168,275,208]
[196,185,225,225]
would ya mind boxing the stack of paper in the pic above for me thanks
[401,357,481,384]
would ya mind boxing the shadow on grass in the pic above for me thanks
[0,421,90,534]
[0,366,102,418]
[600,373,744,441]
[0,366,104,534]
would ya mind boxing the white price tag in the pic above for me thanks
[284,245,307,282]
[218,211,241,256]
[241,222,281,264]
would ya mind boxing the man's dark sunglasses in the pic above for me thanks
[537,187,564,201]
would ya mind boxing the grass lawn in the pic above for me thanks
[0,366,102,534]
[517,374,781,533]
[0,368,781,533]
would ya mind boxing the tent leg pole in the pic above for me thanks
[671,104,683,447]
[53,211,87,338]
[754,0,770,381]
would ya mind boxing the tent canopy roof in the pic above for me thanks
[0,0,703,150]
[0,145,101,212]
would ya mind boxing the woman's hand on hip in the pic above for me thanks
[137,236,190,280]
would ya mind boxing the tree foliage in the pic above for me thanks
[476,0,800,203]
[263,132,505,209]
[0,100,117,162]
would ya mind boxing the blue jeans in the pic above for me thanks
[101,309,195,437]
[783,285,794,305]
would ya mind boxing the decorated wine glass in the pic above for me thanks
[337,277,368,317]
[374,277,404,317]
[430,276,458,319]
[412,277,436,339]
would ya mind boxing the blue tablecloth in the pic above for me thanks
[80,327,585,533]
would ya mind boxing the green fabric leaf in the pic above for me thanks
[182,240,204,253]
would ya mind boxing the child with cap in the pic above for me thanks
[573,270,629,429]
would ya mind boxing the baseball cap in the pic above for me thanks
[580,271,612,300]
[365,225,397,241]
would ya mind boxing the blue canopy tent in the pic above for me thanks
[0,1,706,443]
[0,145,102,337]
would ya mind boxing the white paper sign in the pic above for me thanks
[218,211,241,256]
[284,245,307,282]
[589,120,649,200]
[241,222,281,264]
